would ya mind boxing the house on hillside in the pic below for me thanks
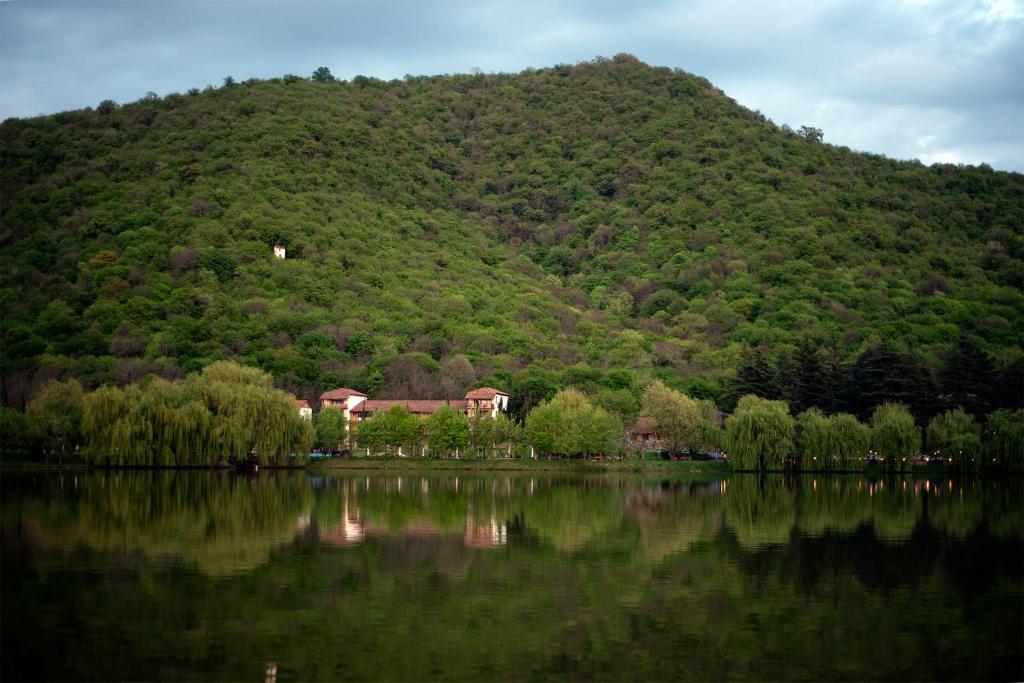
[351,399,469,422]
[465,387,509,417]
[273,243,286,259]
[295,399,313,421]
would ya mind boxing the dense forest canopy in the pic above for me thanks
[2,55,1022,414]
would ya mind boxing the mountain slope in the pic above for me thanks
[2,55,1022,408]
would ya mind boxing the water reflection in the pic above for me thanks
[2,471,1021,681]
[3,472,1022,572]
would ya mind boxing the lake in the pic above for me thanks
[2,470,1021,681]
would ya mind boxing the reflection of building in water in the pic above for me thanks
[464,514,507,548]
[319,500,365,547]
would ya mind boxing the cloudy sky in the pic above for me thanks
[2,0,1021,171]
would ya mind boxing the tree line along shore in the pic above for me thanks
[1,361,1020,472]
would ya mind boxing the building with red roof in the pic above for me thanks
[464,387,509,417]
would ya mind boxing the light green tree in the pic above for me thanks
[640,380,702,454]
[315,407,345,452]
[927,408,981,466]
[870,403,921,468]
[525,388,622,458]
[724,395,795,470]
[426,405,470,456]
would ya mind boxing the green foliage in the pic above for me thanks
[311,66,336,83]
[724,395,795,470]
[640,380,703,453]
[357,406,422,453]
[796,409,871,470]
[870,403,921,466]
[26,379,85,457]
[0,406,44,457]
[80,361,313,465]
[984,409,1024,470]
[926,407,981,464]
[425,405,470,455]
[525,388,622,457]
[0,58,1021,406]
[315,407,345,451]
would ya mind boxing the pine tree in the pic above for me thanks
[940,335,995,417]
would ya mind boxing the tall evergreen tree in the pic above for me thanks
[788,337,827,415]
[940,335,995,416]
[723,348,781,412]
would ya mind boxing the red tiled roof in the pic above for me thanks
[295,399,311,408]
[320,387,368,400]
[465,387,508,400]
[353,399,468,415]
[632,417,657,435]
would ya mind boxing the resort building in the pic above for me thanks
[319,387,369,427]
[465,387,510,417]
[351,399,469,422]
[317,387,509,425]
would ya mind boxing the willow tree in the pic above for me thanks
[927,408,981,467]
[189,361,313,464]
[640,380,702,454]
[525,388,622,458]
[829,413,871,465]
[81,362,312,465]
[985,409,1023,470]
[724,395,795,471]
[796,408,830,470]
[870,403,921,469]
[27,379,85,461]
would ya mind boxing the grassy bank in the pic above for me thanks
[307,456,734,474]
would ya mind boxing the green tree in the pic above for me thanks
[724,395,795,471]
[870,403,921,468]
[311,66,336,83]
[828,413,871,465]
[926,408,981,466]
[27,379,85,460]
[425,405,470,456]
[796,408,831,470]
[984,409,1023,470]
[640,380,702,454]
[525,388,622,458]
[81,362,313,466]
[357,406,422,455]
[315,407,345,452]
[0,406,44,458]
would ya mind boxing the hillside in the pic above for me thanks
[2,55,1022,415]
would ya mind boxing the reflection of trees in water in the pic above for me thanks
[724,476,798,549]
[4,473,1021,681]
[2,471,311,575]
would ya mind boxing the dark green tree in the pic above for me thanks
[940,335,995,417]
[311,66,336,83]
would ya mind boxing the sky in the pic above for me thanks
[2,0,1022,171]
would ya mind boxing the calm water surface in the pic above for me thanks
[2,470,1021,681]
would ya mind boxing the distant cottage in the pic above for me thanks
[295,399,313,421]
[272,243,286,259]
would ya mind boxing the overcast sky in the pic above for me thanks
[2,0,1021,171]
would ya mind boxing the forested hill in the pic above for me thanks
[2,55,1022,414]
